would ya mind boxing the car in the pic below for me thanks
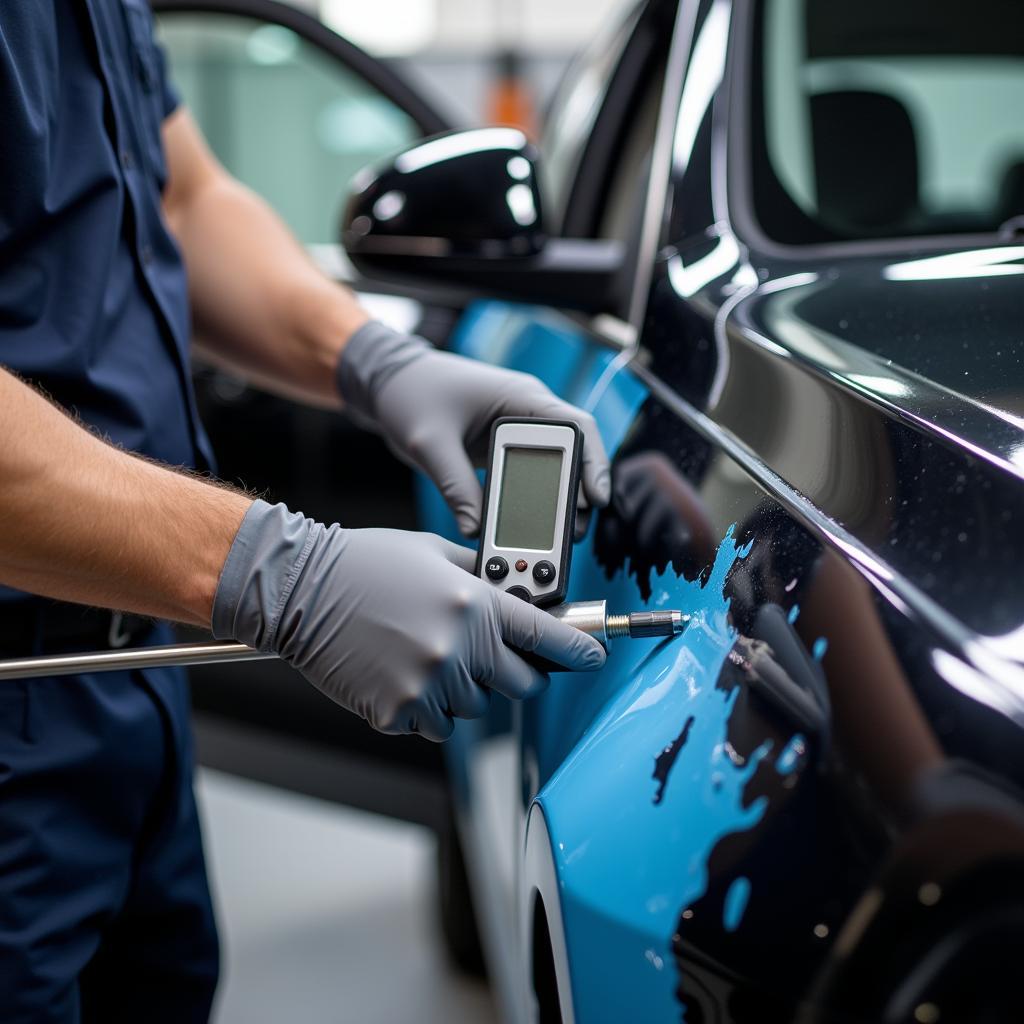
[344,0,1024,1022]
[156,0,1024,1021]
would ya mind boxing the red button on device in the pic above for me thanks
[515,559,528,572]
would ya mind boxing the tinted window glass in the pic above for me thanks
[753,0,1024,243]
[595,32,667,242]
[157,13,419,243]
[541,6,640,231]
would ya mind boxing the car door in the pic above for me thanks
[152,0,459,827]
[418,0,1024,1021]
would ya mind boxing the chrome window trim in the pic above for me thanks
[625,0,704,332]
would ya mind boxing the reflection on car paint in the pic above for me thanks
[652,715,694,805]
[427,302,959,1021]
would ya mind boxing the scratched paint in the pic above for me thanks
[723,876,752,932]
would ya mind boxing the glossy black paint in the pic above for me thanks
[343,128,546,260]
[342,129,625,312]
[612,0,1024,1018]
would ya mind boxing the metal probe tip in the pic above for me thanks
[606,609,690,640]
[548,601,688,647]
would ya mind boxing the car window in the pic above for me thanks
[544,0,673,246]
[157,12,420,244]
[752,0,1024,244]
[540,5,641,232]
[595,36,668,242]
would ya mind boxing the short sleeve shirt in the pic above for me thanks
[0,0,213,473]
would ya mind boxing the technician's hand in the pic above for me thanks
[336,321,612,536]
[212,501,606,741]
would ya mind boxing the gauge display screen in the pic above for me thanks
[495,447,564,550]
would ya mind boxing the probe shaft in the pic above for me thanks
[0,640,272,681]
[0,601,688,680]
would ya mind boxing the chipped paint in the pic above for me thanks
[425,303,800,1022]
[536,525,773,1023]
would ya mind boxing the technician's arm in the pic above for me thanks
[160,110,612,535]
[0,367,249,625]
[160,108,364,407]
[0,369,604,739]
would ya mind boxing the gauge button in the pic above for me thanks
[485,556,509,581]
[515,559,529,573]
[506,586,533,603]
[532,560,556,585]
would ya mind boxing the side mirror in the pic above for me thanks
[341,128,623,313]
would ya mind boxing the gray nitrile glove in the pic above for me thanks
[212,501,606,742]
[336,321,612,536]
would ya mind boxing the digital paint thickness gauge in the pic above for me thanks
[476,418,583,607]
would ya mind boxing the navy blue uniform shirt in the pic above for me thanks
[0,0,213,473]
[0,0,212,730]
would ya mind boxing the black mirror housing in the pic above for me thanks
[341,128,623,314]
[343,127,545,260]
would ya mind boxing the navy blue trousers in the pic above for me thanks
[0,648,219,1021]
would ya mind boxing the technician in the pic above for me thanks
[0,4,610,1020]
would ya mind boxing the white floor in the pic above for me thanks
[196,769,496,1024]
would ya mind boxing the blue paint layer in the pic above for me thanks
[537,524,770,1023]
[723,876,752,933]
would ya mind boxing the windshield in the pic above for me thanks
[752,0,1024,245]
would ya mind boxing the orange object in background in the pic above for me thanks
[486,49,536,138]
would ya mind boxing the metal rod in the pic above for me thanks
[0,641,272,681]
[0,601,689,681]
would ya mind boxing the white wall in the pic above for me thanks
[433,0,627,54]
[312,0,630,57]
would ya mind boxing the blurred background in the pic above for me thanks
[152,1,632,1021]
[160,0,628,243]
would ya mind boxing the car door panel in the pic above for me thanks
[418,297,872,1019]
[412,0,1024,1019]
